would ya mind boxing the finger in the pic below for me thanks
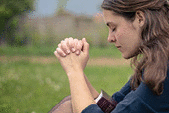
[58,43,61,49]
[75,40,83,55]
[54,51,59,58]
[64,38,71,54]
[57,43,67,56]
[56,47,67,57]
[82,38,89,55]
[61,40,70,55]
[68,37,75,52]
[73,38,78,53]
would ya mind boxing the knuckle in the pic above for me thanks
[56,48,60,51]
[74,38,78,41]
[61,40,65,44]
[65,38,69,42]
[58,43,61,47]
[75,41,78,45]
[62,42,66,46]
[69,37,73,40]
[79,41,83,46]
[69,41,74,47]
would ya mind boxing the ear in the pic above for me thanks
[135,11,145,28]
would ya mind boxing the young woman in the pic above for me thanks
[50,0,169,113]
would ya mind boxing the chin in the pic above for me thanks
[122,53,135,59]
[123,56,132,59]
[123,48,141,59]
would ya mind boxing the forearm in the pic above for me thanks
[84,74,99,99]
[68,71,96,113]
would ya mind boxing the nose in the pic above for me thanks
[107,32,116,43]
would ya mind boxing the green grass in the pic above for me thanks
[0,60,133,113]
[89,46,122,58]
[0,46,56,57]
[0,45,122,58]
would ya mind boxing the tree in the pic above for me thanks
[0,0,34,45]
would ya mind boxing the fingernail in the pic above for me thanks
[76,50,80,55]
[72,48,75,52]
[63,53,66,57]
[67,50,70,54]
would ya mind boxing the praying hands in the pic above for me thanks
[54,37,96,113]
[54,37,89,74]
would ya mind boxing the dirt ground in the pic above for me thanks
[0,56,131,66]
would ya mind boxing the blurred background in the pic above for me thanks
[0,0,132,112]
[0,0,111,50]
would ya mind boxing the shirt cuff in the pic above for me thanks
[95,91,103,103]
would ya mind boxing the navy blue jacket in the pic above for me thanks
[82,68,169,113]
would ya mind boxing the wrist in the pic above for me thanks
[65,65,83,75]
[66,69,84,78]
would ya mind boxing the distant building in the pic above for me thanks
[18,9,107,47]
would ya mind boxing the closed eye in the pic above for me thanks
[112,28,116,32]
[106,22,116,32]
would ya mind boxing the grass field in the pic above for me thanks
[0,45,122,58]
[0,46,133,113]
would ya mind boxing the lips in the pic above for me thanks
[116,46,121,48]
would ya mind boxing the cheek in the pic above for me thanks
[116,28,128,43]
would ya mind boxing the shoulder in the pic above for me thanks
[111,90,157,113]
[111,80,169,113]
[112,79,131,103]
[112,70,169,113]
[125,75,169,112]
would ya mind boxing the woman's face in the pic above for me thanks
[103,10,143,59]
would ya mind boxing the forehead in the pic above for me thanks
[103,10,124,24]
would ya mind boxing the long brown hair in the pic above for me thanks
[101,0,169,95]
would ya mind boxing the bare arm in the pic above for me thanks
[84,74,100,99]
[57,38,100,99]
[68,70,96,113]
[55,38,97,113]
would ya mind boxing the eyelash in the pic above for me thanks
[112,28,116,32]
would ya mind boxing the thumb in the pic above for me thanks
[82,38,89,54]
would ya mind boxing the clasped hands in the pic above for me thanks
[54,37,89,75]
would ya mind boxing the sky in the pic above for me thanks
[30,0,103,17]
